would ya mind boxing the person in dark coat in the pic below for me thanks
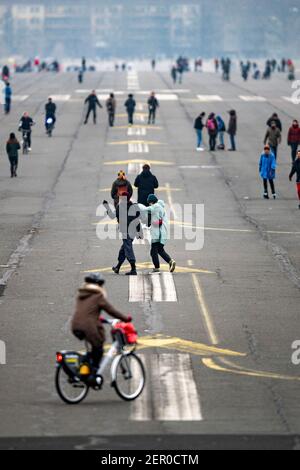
[111,171,133,207]
[106,93,116,127]
[71,273,130,373]
[134,164,159,206]
[266,113,282,132]
[227,110,237,151]
[194,112,206,151]
[103,194,141,276]
[4,82,12,114]
[147,92,159,125]
[289,149,300,209]
[287,120,300,162]
[124,94,136,125]
[6,133,21,177]
[84,90,103,124]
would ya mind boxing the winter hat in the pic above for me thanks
[147,194,158,204]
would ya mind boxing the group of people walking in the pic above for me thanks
[194,110,237,152]
[261,113,300,204]
[103,165,175,276]
[83,90,159,127]
[192,107,300,206]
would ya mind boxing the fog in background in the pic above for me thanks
[0,0,299,59]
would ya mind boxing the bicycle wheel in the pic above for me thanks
[55,365,89,405]
[112,353,145,401]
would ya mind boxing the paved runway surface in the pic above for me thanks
[0,68,300,449]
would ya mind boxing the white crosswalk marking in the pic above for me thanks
[282,96,298,104]
[129,273,177,302]
[239,95,267,102]
[13,95,29,102]
[131,354,202,421]
[50,95,71,101]
[128,143,149,153]
[197,95,223,102]
[128,162,143,175]
[155,94,178,101]
[128,127,146,136]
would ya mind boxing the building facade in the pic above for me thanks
[0,0,298,59]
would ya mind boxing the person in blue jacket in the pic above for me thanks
[216,115,226,149]
[4,82,12,114]
[259,145,277,199]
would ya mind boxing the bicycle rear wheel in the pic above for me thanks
[55,365,89,405]
[112,353,145,401]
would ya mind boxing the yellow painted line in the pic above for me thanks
[165,182,178,220]
[192,273,218,345]
[98,187,182,192]
[171,220,254,234]
[92,220,116,226]
[108,140,165,146]
[171,221,300,236]
[104,159,174,166]
[137,335,245,358]
[83,263,215,275]
[202,358,300,382]
[116,113,148,118]
[112,125,163,130]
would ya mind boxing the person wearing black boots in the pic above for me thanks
[103,193,141,276]
[6,133,21,178]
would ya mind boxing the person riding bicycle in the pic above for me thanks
[71,273,131,375]
[18,112,34,151]
[45,97,57,132]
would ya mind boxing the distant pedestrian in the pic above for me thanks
[4,82,12,114]
[134,164,159,206]
[259,145,277,199]
[124,94,136,126]
[78,69,83,83]
[106,93,116,127]
[287,120,300,162]
[289,150,300,209]
[216,115,226,150]
[6,133,21,178]
[84,90,102,124]
[147,92,159,125]
[206,113,218,151]
[151,59,156,70]
[194,112,206,151]
[171,66,177,84]
[266,113,282,132]
[264,121,281,160]
[227,110,237,151]
[111,170,133,208]
[139,194,176,274]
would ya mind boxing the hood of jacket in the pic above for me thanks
[78,283,106,300]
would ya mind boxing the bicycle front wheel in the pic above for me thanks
[112,353,145,401]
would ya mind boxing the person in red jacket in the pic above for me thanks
[287,120,300,162]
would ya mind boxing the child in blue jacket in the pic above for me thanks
[259,145,277,199]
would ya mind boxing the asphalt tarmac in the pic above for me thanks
[0,68,299,450]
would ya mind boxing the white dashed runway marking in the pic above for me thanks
[197,95,223,102]
[131,354,202,421]
[129,273,177,302]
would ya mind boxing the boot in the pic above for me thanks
[112,262,122,274]
[126,261,137,276]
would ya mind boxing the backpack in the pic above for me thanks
[207,119,216,132]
